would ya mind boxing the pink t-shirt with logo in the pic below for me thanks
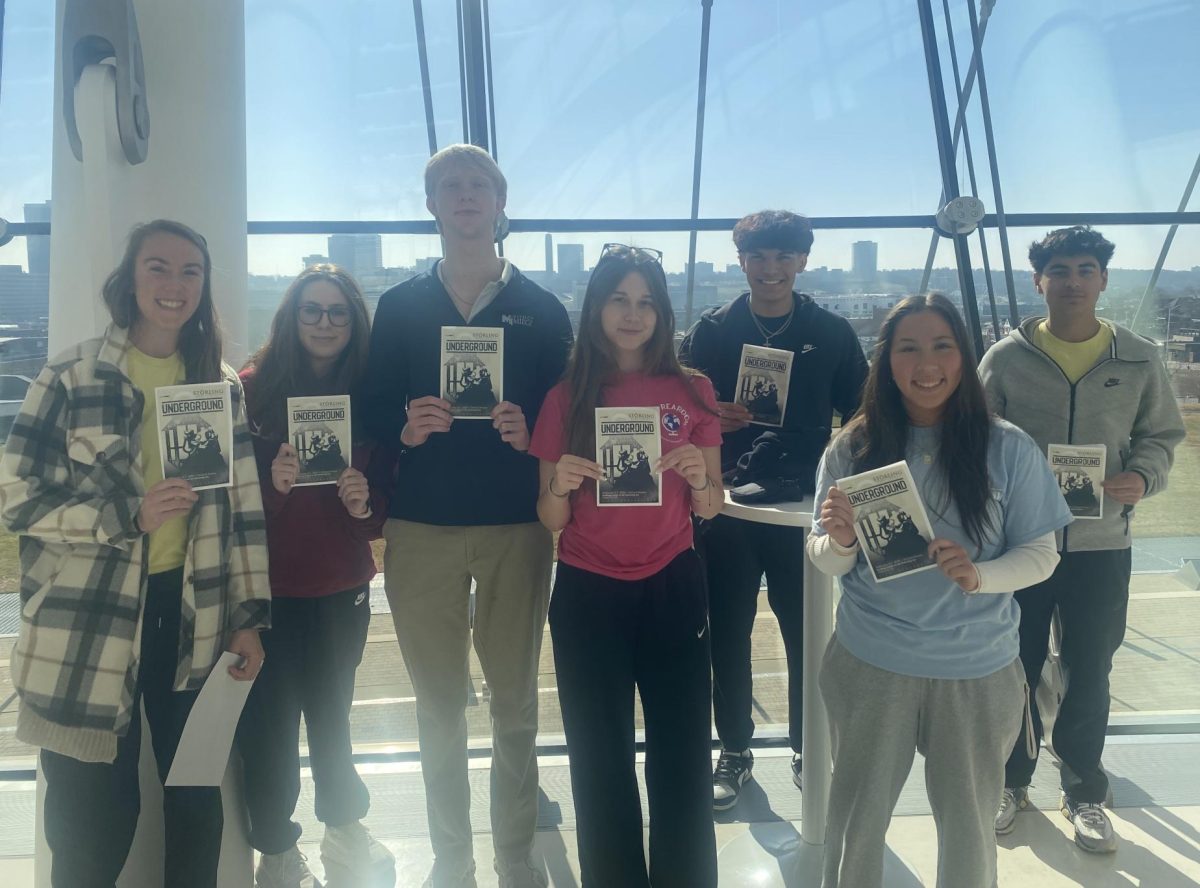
[530,371,721,581]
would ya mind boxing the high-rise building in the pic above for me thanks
[545,233,554,273]
[327,234,383,280]
[852,240,878,279]
[557,243,584,276]
[23,201,51,277]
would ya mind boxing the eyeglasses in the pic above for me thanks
[298,303,353,327]
[600,243,663,263]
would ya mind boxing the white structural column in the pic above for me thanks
[48,0,250,362]
[38,1,253,886]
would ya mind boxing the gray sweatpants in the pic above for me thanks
[819,637,1025,888]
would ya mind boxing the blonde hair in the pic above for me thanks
[424,144,507,201]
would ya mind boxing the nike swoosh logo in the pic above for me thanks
[697,624,708,638]
[801,345,816,353]
[1104,379,1120,387]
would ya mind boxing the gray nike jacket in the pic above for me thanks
[977,317,1185,552]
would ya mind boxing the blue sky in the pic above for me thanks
[2,0,1197,276]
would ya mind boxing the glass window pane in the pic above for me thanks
[700,0,943,217]
[245,0,461,222]
[966,0,1200,214]
[488,1,702,219]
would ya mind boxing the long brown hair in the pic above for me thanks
[563,246,712,457]
[102,219,223,382]
[839,292,994,549]
[243,264,372,439]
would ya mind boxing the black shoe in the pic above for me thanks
[791,753,803,790]
[713,749,754,811]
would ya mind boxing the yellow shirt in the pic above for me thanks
[1032,319,1114,384]
[127,347,188,573]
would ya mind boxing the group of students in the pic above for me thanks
[0,141,1184,888]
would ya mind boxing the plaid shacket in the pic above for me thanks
[0,324,270,763]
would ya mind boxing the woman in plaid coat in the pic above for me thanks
[0,219,271,888]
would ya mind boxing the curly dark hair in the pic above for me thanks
[1028,226,1115,274]
[732,210,814,255]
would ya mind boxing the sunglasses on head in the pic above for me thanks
[600,243,663,264]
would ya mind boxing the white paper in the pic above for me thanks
[166,651,256,786]
[838,460,938,583]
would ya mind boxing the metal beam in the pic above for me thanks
[917,0,985,358]
[683,0,715,330]
[412,0,438,155]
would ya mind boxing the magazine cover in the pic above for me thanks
[441,326,503,418]
[595,407,662,507]
[287,395,352,487]
[837,460,937,582]
[156,383,233,490]
[1048,443,1105,520]
[734,344,793,427]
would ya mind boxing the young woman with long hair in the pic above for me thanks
[808,293,1072,888]
[528,245,723,888]
[0,219,270,888]
[238,264,395,888]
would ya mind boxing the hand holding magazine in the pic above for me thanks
[287,395,352,486]
[441,326,503,418]
[156,383,233,490]
[734,344,792,427]
[595,407,662,506]
[1047,443,1105,519]
[837,460,936,582]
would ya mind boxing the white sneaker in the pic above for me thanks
[495,856,548,888]
[255,847,322,888]
[320,821,395,886]
[1061,794,1117,853]
[422,858,478,888]
[994,786,1028,835]
[713,748,754,811]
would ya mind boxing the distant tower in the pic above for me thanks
[545,233,554,273]
[557,243,584,276]
[852,240,878,279]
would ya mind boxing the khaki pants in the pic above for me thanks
[383,519,552,867]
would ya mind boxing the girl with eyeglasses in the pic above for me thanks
[238,264,396,888]
[0,219,269,888]
[529,244,723,887]
[808,294,1072,888]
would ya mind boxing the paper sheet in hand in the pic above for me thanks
[166,651,255,786]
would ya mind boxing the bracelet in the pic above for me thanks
[548,477,570,498]
[689,475,712,493]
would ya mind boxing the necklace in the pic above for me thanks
[749,299,796,347]
[441,269,479,318]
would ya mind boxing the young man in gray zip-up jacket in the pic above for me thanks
[978,226,1184,854]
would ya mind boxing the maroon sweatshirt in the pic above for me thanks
[240,368,393,598]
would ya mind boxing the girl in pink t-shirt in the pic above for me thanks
[529,244,722,888]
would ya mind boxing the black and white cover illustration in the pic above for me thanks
[156,383,233,490]
[595,407,662,507]
[1048,443,1105,520]
[838,460,937,583]
[441,326,503,418]
[287,395,352,487]
[735,344,792,427]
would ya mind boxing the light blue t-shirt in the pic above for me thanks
[813,419,1072,680]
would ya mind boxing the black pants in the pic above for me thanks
[41,567,223,888]
[1004,549,1131,803]
[550,551,717,888]
[700,514,805,753]
[236,585,372,854]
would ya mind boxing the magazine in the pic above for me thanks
[287,395,352,487]
[1048,443,1105,520]
[734,344,792,427]
[595,407,661,507]
[441,326,503,418]
[156,383,233,490]
[837,460,937,582]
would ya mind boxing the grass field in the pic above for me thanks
[0,409,1196,593]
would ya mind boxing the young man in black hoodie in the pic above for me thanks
[362,145,572,888]
[680,211,867,810]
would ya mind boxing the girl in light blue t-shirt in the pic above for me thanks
[808,293,1071,888]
